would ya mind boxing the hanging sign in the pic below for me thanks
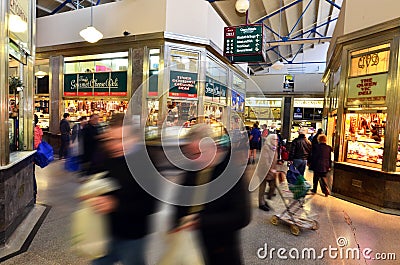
[169,71,198,98]
[224,24,266,63]
[63,71,127,97]
[283,75,294,92]
[347,73,387,106]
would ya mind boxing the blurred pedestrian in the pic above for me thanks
[288,128,311,176]
[309,134,332,197]
[172,124,251,265]
[82,114,101,174]
[59,113,71,159]
[89,113,158,265]
[256,134,279,211]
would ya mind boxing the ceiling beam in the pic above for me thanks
[37,4,52,13]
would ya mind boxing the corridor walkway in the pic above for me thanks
[2,159,400,265]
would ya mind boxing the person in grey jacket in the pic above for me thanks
[288,128,312,176]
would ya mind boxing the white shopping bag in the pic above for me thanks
[157,229,205,265]
[70,171,119,259]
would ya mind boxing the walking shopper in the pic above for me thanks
[309,134,332,196]
[248,123,261,164]
[288,127,311,176]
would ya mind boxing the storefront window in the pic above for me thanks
[63,52,129,121]
[245,98,282,127]
[291,98,323,140]
[169,50,198,73]
[64,52,129,74]
[344,112,386,169]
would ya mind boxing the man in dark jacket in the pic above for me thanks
[82,114,100,174]
[309,134,332,196]
[289,127,312,176]
[59,113,71,159]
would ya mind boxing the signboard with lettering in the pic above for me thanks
[347,73,387,106]
[224,24,266,63]
[293,107,303,120]
[205,76,228,105]
[283,75,295,92]
[169,71,198,98]
[63,71,127,97]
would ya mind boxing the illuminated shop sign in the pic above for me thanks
[349,46,390,77]
[63,71,127,97]
[347,73,387,106]
[169,70,198,98]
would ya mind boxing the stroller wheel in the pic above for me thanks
[312,220,319,230]
[270,216,279,225]
[290,224,301,236]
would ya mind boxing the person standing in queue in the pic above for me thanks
[59,113,71,159]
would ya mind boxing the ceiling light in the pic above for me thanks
[9,14,27,33]
[79,2,103,43]
[271,60,285,70]
[35,70,47,78]
[80,26,103,43]
[235,0,249,13]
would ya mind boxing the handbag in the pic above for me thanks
[70,171,119,259]
[34,141,54,168]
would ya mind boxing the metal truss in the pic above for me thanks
[254,0,341,67]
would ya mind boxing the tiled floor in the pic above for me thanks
[2,159,400,265]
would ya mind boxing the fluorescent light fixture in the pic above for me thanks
[35,70,47,78]
[235,0,249,13]
[9,14,27,33]
[271,60,285,70]
[80,26,103,43]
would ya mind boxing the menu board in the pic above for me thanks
[63,71,127,97]
[224,24,266,63]
[169,70,198,98]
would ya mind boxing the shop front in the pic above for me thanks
[36,34,248,163]
[323,19,400,212]
[0,0,37,246]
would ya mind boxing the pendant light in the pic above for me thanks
[79,1,103,43]
[235,0,250,13]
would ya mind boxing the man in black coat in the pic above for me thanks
[309,134,333,196]
[59,113,71,159]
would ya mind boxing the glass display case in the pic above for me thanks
[344,112,386,168]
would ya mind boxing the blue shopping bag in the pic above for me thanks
[65,156,80,172]
[286,162,301,185]
[34,141,54,168]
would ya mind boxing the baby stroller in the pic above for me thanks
[270,162,319,235]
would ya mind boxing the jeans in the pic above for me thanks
[92,237,147,265]
[293,159,307,176]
